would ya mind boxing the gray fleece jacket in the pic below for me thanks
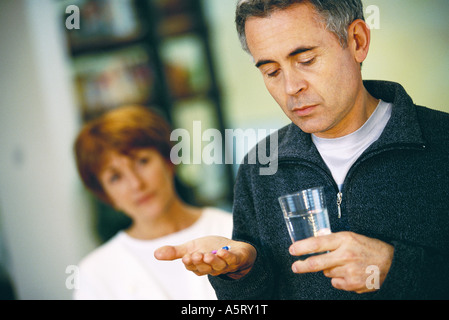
[209,80,449,300]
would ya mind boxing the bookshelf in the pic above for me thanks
[63,0,234,240]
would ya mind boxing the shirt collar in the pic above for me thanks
[276,80,426,162]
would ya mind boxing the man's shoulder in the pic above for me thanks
[253,122,300,152]
[239,123,291,164]
[416,105,449,121]
[415,105,449,143]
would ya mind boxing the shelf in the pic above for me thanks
[66,0,143,53]
[69,33,147,56]
[153,0,200,16]
[72,45,155,120]
[157,14,204,38]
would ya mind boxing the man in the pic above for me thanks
[155,0,449,299]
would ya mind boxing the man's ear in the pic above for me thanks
[348,19,371,65]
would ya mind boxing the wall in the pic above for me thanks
[0,0,98,299]
[361,0,449,113]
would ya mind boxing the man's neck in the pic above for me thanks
[314,87,379,139]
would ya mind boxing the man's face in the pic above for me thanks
[245,3,366,138]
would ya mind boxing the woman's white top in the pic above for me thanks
[73,207,233,300]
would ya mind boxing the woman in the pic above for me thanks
[73,105,233,299]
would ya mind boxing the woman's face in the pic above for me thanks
[98,148,176,222]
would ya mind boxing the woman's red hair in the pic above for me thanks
[74,105,173,204]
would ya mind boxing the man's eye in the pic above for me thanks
[300,57,316,66]
[266,70,280,78]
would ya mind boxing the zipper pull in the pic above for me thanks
[337,192,342,219]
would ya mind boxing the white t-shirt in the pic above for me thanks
[312,100,392,190]
[73,207,233,300]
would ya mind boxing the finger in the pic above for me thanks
[195,263,213,274]
[180,245,238,275]
[190,252,220,275]
[182,253,205,276]
[216,248,238,266]
[289,232,343,257]
[183,252,229,276]
[323,265,346,278]
[182,254,197,271]
[191,251,204,264]
[331,274,371,293]
[154,245,188,261]
[206,249,245,275]
[204,253,228,272]
[292,250,342,273]
[331,277,347,291]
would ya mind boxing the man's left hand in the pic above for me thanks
[289,231,394,293]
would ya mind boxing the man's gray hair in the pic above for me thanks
[236,0,365,53]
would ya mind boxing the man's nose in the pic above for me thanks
[284,68,307,96]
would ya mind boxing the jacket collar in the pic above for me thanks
[276,80,426,162]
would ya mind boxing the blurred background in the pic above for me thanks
[0,0,448,299]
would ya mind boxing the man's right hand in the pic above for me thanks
[154,236,257,279]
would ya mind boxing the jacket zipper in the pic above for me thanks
[336,192,343,219]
